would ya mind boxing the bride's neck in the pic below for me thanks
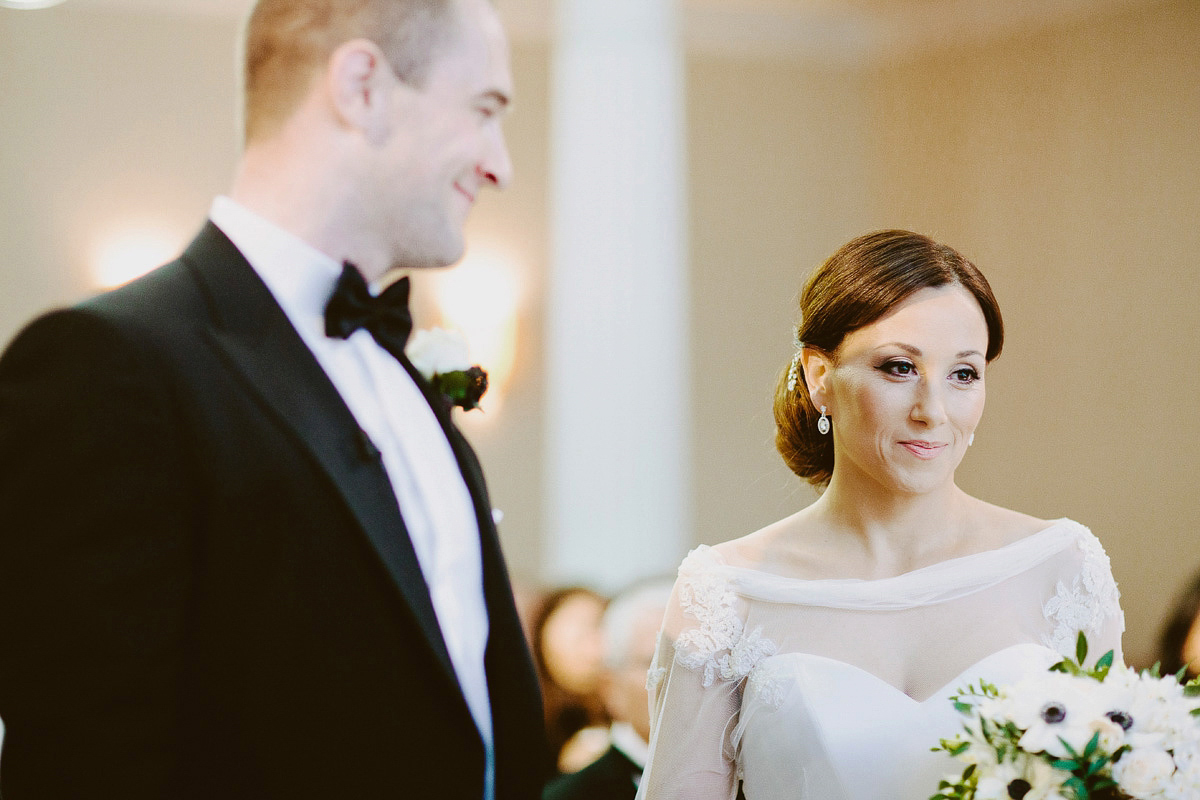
[813,474,973,569]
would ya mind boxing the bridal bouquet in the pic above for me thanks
[930,634,1200,800]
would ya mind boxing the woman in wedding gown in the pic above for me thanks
[636,230,1124,800]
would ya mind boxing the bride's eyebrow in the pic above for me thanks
[871,344,984,360]
[874,343,921,356]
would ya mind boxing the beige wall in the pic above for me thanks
[2,0,1198,665]
[860,0,1200,665]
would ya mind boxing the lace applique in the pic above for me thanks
[1041,529,1122,655]
[646,666,667,692]
[746,660,787,711]
[673,547,778,687]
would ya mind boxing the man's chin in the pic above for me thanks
[398,241,466,271]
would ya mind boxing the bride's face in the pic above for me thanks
[812,284,989,495]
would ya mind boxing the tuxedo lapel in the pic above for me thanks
[392,356,522,650]
[179,224,463,693]
[390,295,545,765]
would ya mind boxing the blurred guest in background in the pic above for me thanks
[532,587,610,772]
[544,578,674,800]
[1156,570,1200,678]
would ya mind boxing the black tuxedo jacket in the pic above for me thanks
[0,223,546,798]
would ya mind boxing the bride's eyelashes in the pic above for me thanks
[873,358,983,385]
[951,366,981,385]
[875,358,916,378]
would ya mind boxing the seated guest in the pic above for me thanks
[544,579,674,800]
[533,586,611,772]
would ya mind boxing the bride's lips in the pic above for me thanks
[899,440,947,459]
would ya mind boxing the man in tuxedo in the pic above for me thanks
[0,1,545,797]
[543,580,674,800]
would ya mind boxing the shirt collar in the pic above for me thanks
[609,722,649,770]
[208,195,343,321]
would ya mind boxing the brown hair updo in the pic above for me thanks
[774,230,1004,487]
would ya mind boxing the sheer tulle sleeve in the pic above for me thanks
[1041,524,1125,665]
[636,547,778,800]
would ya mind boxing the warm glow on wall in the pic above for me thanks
[431,249,521,415]
[0,0,69,8]
[90,225,182,289]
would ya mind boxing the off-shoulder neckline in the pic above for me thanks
[688,517,1087,588]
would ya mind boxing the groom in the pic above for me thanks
[0,0,545,798]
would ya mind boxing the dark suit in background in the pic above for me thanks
[543,745,642,800]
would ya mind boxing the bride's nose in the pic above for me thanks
[909,379,948,428]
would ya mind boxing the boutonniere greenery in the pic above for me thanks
[405,327,489,412]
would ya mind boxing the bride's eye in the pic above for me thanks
[877,360,915,377]
[951,367,980,384]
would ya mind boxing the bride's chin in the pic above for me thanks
[878,464,955,496]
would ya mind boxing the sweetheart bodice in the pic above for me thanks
[735,644,1062,800]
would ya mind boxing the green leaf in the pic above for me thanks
[1083,730,1101,759]
[1059,736,1083,760]
[1093,650,1114,679]
[1076,631,1088,664]
[1063,776,1088,800]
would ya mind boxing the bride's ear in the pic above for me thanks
[799,347,832,409]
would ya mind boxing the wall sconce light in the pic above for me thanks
[430,249,521,416]
[0,1,69,8]
[90,224,184,290]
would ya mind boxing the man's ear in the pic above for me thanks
[326,38,394,143]
[798,346,832,410]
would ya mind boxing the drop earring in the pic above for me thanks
[968,432,975,447]
[817,405,831,435]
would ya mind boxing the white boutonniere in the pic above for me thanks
[405,327,489,412]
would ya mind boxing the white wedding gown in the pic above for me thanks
[636,519,1124,800]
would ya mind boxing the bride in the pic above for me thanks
[636,230,1124,800]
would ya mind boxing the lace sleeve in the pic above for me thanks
[637,547,777,800]
[1041,525,1125,664]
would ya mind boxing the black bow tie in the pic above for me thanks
[324,262,413,358]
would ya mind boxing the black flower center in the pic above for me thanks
[1007,779,1032,799]
[1040,702,1067,724]
[1106,710,1134,731]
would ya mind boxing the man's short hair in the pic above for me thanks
[242,0,456,142]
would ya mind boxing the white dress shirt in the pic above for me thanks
[209,197,495,798]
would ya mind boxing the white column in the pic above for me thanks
[544,0,689,590]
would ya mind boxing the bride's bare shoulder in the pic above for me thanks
[968,498,1056,546]
[710,510,833,577]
